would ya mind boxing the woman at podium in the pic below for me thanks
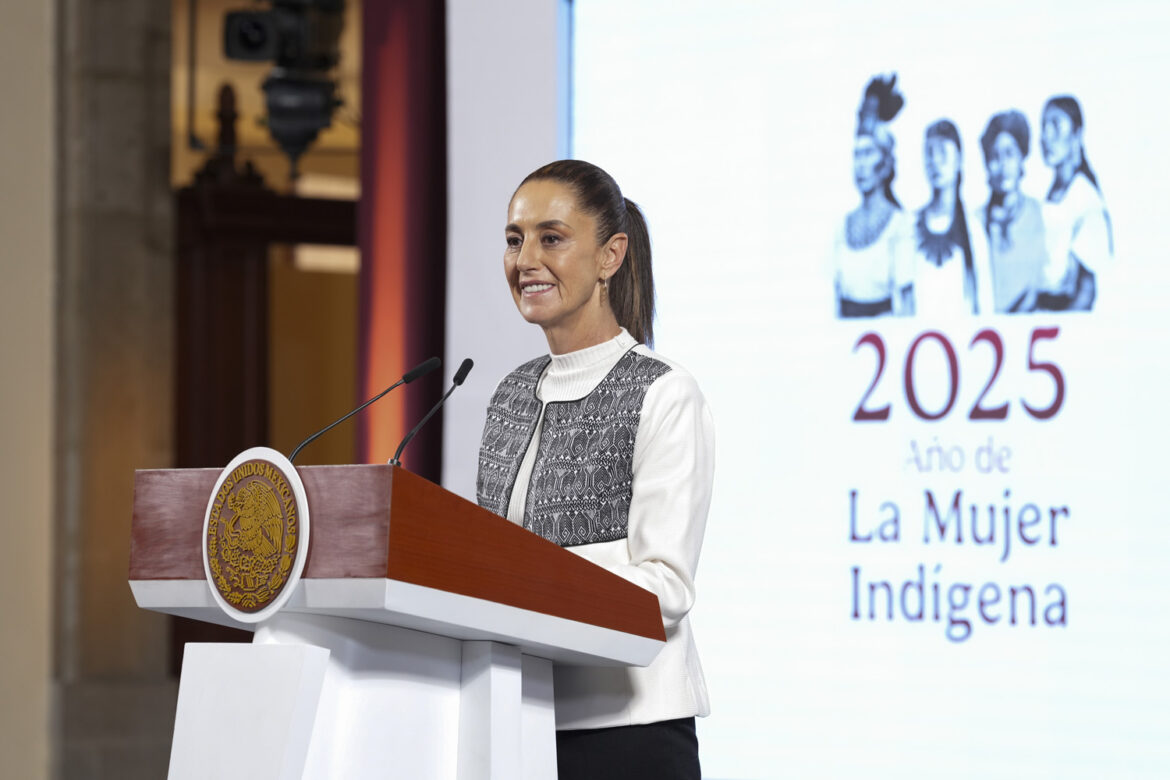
[477,159,714,780]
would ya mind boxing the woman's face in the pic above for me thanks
[853,135,887,195]
[1041,106,1079,167]
[504,179,621,338]
[924,135,960,191]
[986,131,1025,195]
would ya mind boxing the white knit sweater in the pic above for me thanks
[500,329,715,730]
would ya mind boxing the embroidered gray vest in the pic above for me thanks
[476,349,672,547]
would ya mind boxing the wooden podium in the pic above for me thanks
[129,464,666,780]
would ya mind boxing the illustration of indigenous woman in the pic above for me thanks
[905,119,992,317]
[979,110,1048,313]
[833,74,914,318]
[1036,95,1112,311]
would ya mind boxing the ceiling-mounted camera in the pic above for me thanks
[223,0,345,178]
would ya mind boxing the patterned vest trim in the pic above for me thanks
[476,349,672,547]
[477,355,550,520]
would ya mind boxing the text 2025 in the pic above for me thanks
[853,327,1064,422]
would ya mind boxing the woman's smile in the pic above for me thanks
[520,281,556,296]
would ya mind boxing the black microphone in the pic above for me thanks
[389,358,474,467]
[289,356,441,463]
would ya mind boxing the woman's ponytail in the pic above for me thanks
[611,198,655,346]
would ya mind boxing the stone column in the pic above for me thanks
[0,5,57,779]
[56,0,178,776]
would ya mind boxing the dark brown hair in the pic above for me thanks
[516,160,656,345]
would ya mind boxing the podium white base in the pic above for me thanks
[167,613,556,780]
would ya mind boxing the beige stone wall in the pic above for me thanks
[0,5,56,779]
[56,0,178,776]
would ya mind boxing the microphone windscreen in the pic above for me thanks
[403,356,441,384]
[454,358,474,386]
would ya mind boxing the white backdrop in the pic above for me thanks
[447,1,1170,777]
[572,1,1170,778]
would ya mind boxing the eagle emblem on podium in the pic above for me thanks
[203,448,309,621]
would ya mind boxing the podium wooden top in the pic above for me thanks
[130,464,666,643]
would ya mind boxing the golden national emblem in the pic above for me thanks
[205,458,300,613]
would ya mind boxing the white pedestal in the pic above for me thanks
[167,613,557,780]
[456,642,556,780]
[168,642,330,780]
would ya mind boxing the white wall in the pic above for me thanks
[442,0,571,497]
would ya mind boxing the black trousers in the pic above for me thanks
[555,717,700,780]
